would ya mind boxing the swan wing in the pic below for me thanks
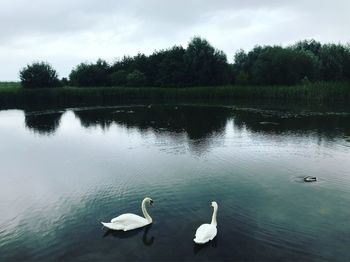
[101,222,125,230]
[194,224,217,244]
[102,213,149,231]
[111,213,146,224]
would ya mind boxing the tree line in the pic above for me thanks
[19,37,350,88]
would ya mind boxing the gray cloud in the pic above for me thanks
[0,0,349,80]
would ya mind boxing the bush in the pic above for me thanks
[126,70,146,86]
[19,62,60,88]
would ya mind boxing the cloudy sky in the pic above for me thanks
[1,0,349,81]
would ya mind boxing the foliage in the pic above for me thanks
[19,62,60,88]
[250,47,318,85]
[69,59,110,87]
[61,77,69,86]
[92,37,230,87]
[110,70,128,86]
[233,40,350,85]
[184,37,230,86]
[292,39,322,56]
[18,37,350,88]
[155,46,186,87]
[235,71,249,85]
[319,44,348,81]
[126,70,146,86]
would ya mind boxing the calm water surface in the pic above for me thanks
[0,104,350,261]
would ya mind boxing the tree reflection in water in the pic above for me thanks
[24,110,64,135]
[73,105,232,154]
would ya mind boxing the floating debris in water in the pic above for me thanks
[304,176,317,182]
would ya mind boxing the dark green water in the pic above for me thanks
[0,104,350,261]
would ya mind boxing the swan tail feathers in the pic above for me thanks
[101,222,125,231]
[193,238,208,244]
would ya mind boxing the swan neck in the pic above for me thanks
[141,199,152,223]
[211,206,218,226]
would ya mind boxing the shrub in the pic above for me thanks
[126,70,146,86]
[19,62,60,88]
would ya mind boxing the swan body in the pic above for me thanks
[101,197,153,231]
[194,224,217,244]
[194,201,218,244]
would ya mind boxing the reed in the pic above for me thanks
[0,82,349,109]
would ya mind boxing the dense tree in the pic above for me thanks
[292,39,322,56]
[344,45,350,80]
[107,39,231,87]
[20,62,60,88]
[251,47,318,85]
[184,37,230,86]
[62,37,350,88]
[232,49,249,84]
[110,70,128,86]
[61,77,69,86]
[69,59,110,87]
[234,45,320,85]
[126,70,146,86]
[319,44,348,81]
[155,46,186,87]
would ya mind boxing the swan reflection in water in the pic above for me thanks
[193,237,218,255]
[102,224,155,246]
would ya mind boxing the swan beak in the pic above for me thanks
[150,200,154,206]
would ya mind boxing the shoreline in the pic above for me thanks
[0,82,349,110]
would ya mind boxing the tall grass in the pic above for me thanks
[0,82,349,109]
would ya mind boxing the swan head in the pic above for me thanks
[211,201,218,209]
[144,197,154,206]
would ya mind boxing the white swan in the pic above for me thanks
[101,197,153,231]
[194,201,218,244]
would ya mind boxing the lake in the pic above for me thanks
[0,104,350,261]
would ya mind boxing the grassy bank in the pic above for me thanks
[0,82,349,109]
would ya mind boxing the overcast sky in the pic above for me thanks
[1,0,349,81]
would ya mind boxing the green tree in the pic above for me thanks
[292,39,322,56]
[184,37,230,86]
[19,62,60,88]
[319,44,348,81]
[344,45,350,80]
[69,59,110,87]
[250,46,317,85]
[110,70,128,86]
[156,46,186,87]
[126,70,146,86]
